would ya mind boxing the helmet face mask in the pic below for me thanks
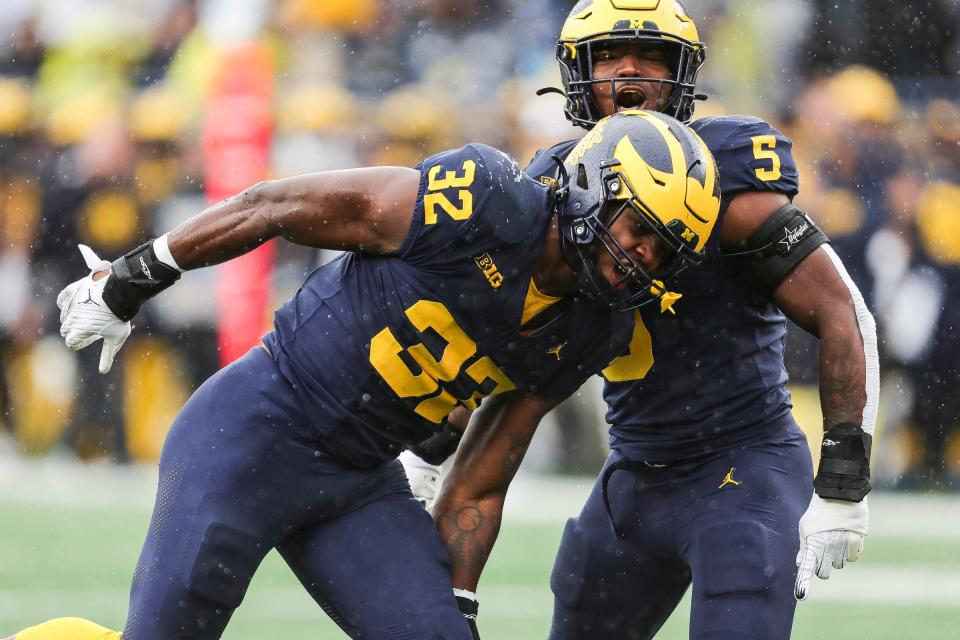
[556,110,720,312]
[557,0,705,128]
[563,166,691,312]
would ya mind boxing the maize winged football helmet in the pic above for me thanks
[557,0,705,128]
[556,109,720,311]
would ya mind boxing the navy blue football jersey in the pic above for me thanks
[263,144,634,466]
[527,115,801,461]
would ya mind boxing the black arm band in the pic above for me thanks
[102,241,181,321]
[409,422,463,465]
[813,422,872,502]
[724,203,829,295]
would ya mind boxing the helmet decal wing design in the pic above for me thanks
[556,110,720,311]
[612,116,718,252]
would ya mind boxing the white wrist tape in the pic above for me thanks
[152,234,183,272]
[453,588,477,602]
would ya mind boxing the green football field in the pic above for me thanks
[1,456,958,639]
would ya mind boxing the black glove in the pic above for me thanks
[455,594,480,640]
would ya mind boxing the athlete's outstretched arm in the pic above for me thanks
[168,166,420,267]
[434,391,561,591]
[722,189,878,600]
[56,167,420,372]
[720,190,872,433]
[772,246,869,428]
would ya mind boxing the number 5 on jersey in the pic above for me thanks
[424,159,475,224]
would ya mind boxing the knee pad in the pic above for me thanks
[187,522,265,611]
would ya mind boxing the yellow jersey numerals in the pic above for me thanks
[751,135,782,182]
[602,310,654,382]
[369,299,515,423]
[424,159,476,224]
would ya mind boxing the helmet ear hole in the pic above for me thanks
[576,163,589,189]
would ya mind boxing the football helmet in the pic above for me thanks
[556,110,720,311]
[556,0,705,128]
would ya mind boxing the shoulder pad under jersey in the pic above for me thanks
[400,143,550,264]
[691,115,799,199]
[526,139,579,181]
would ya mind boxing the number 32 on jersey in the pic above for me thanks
[424,159,475,224]
[369,300,515,423]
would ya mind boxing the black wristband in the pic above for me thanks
[455,595,480,640]
[409,422,463,465]
[813,422,872,502]
[102,241,181,321]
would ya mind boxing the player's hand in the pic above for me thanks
[794,494,868,600]
[455,593,480,640]
[56,245,132,374]
[399,450,442,510]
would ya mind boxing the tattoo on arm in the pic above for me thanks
[819,331,866,429]
[445,505,491,575]
[772,248,869,431]
[440,416,539,586]
[499,430,530,479]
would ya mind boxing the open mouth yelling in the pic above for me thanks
[615,86,647,111]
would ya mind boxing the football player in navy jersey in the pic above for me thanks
[18,110,719,640]
[430,2,879,639]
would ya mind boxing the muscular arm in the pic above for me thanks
[434,391,561,591]
[773,250,867,428]
[721,190,868,430]
[166,167,420,269]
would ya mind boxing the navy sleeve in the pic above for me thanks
[525,139,579,181]
[691,115,800,199]
[399,143,548,266]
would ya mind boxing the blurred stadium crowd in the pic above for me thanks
[0,0,958,489]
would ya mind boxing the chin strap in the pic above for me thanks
[550,154,579,274]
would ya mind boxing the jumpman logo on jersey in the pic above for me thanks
[547,341,568,360]
[718,467,742,489]
[78,290,100,307]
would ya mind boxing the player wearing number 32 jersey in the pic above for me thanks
[15,109,720,640]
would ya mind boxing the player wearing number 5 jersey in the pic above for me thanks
[18,110,720,640]
[432,2,879,639]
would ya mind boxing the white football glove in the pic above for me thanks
[56,245,132,374]
[794,493,868,600]
[399,449,443,511]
